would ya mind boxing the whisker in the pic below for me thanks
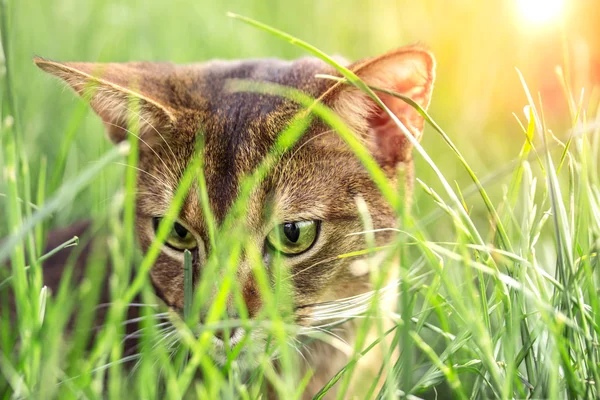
[128,356,144,378]
[345,227,402,237]
[308,326,349,347]
[287,243,393,281]
[165,331,181,352]
[127,109,181,178]
[286,338,309,365]
[91,312,171,333]
[55,353,142,388]
[112,162,172,192]
[121,312,171,325]
[98,190,159,206]
[297,281,399,312]
[151,326,179,351]
[121,321,173,343]
[287,255,339,280]
[92,354,141,375]
[293,336,314,363]
[103,121,179,186]
[126,324,178,378]
[298,326,353,356]
[280,129,337,178]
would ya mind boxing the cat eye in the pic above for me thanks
[266,221,320,256]
[152,217,197,251]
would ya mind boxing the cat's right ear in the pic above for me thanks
[325,46,435,172]
[34,58,178,143]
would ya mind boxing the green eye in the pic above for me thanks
[153,217,197,250]
[266,221,320,256]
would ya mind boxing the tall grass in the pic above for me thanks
[2,3,600,399]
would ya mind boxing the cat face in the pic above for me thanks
[35,48,435,363]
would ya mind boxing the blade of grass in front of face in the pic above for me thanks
[177,114,316,395]
[155,115,300,395]
[172,133,300,396]
[179,249,193,380]
[194,135,218,251]
[175,237,242,391]
[186,209,296,396]
[183,250,193,321]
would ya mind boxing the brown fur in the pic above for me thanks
[34,46,435,398]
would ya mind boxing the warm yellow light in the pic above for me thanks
[517,0,565,25]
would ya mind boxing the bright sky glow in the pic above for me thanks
[517,0,565,25]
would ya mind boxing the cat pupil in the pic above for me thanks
[283,223,300,243]
[174,222,188,238]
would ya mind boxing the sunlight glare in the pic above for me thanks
[517,0,565,25]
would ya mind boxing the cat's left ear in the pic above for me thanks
[34,58,179,143]
[328,46,435,170]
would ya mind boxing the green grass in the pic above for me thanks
[2,1,600,398]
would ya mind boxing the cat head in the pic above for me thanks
[35,46,435,363]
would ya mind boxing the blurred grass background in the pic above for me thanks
[6,0,599,234]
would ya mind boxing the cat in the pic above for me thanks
[34,45,435,398]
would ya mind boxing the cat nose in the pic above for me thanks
[214,327,240,343]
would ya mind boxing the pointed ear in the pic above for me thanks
[34,58,179,143]
[329,46,435,169]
